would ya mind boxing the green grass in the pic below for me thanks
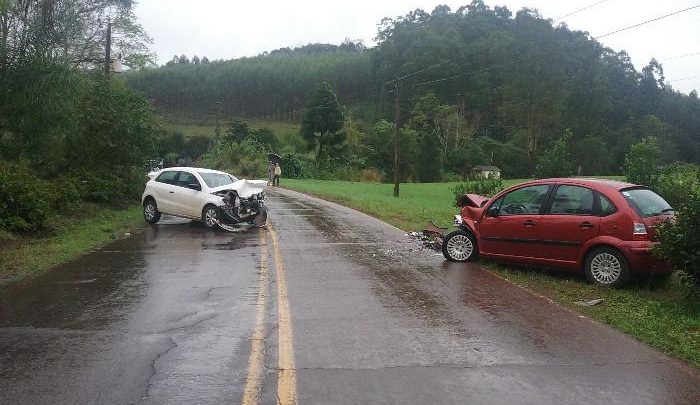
[282,178,698,368]
[282,178,526,231]
[0,205,143,286]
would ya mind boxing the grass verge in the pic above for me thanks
[281,178,699,368]
[281,178,525,231]
[0,204,143,286]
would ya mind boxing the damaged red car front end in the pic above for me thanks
[456,193,489,232]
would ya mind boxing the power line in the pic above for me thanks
[669,75,699,82]
[663,51,700,61]
[553,0,610,22]
[596,4,700,39]
[385,60,453,84]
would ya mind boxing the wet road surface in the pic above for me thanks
[1,187,698,404]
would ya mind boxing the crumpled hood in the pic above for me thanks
[210,179,268,198]
[457,193,489,208]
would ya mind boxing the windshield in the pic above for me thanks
[621,188,672,217]
[198,172,238,188]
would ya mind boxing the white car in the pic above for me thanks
[141,167,267,229]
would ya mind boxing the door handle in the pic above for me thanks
[522,220,536,227]
[169,191,174,194]
[579,221,594,229]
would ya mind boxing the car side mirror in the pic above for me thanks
[487,205,499,217]
[188,183,201,191]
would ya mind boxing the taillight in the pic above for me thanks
[632,222,648,241]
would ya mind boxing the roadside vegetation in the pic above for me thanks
[0,206,142,286]
[0,2,159,283]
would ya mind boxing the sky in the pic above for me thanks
[133,0,700,94]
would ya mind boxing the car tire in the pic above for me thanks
[442,229,478,262]
[143,198,161,224]
[584,247,630,288]
[202,204,220,230]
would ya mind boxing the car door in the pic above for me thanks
[478,184,552,259]
[151,170,179,214]
[536,184,600,264]
[171,170,204,218]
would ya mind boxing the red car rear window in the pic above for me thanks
[620,188,672,217]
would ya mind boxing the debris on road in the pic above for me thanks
[406,221,449,252]
[575,299,605,307]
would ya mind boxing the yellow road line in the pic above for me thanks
[241,228,269,405]
[269,226,297,405]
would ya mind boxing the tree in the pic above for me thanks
[534,131,573,178]
[300,82,345,160]
[250,127,278,149]
[0,0,152,71]
[624,137,660,186]
[226,119,250,143]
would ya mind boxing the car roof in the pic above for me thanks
[524,178,641,191]
[161,167,230,175]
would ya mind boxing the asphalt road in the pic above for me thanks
[1,187,698,405]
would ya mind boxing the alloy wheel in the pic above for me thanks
[144,203,156,220]
[205,207,218,228]
[447,234,474,261]
[590,253,622,284]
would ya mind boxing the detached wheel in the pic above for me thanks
[442,229,477,262]
[585,247,630,288]
[143,199,161,224]
[202,205,220,230]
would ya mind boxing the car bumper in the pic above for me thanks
[618,241,672,274]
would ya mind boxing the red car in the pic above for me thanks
[442,178,674,287]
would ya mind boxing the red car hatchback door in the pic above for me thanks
[478,184,551,260]
[536,184,600,265]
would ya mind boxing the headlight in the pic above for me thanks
[454,215,463,226]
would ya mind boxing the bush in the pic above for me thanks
[0,163,50,232]
[281,153,316,179]
[624,137,660,186]
[451,178,504,205]
[653,163,700,209]
[77,169,146,203]
[656,188,700,289]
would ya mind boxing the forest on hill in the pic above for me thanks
[125,0,699,180]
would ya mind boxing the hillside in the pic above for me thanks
[125,2,699,179]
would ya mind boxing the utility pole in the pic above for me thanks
[104,18,112,74]
[393,81,401,197]
[214,101,223,156]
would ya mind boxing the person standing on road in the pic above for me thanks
[273,162,281,186]
[267,160,275,186]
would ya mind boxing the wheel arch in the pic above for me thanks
[142,195,156,206]
[580,243,628,270]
